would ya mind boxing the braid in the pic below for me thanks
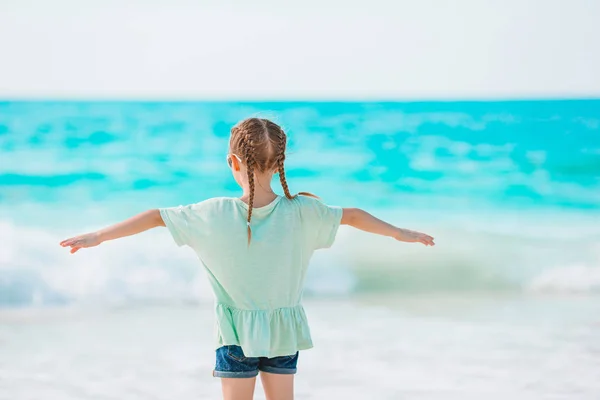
[274,125,318,200]
[243,130,256,246]
[276,127,295,200]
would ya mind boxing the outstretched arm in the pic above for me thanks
[60,209,165,254]
[341,208,435,246]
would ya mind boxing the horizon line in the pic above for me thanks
[2,96,600,103]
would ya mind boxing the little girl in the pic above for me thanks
[60,117,435,400]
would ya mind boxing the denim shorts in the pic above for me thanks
[213,345,299,378]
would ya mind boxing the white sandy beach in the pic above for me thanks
[1,294,599,400]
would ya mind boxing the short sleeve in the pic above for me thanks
[159,203,202,247]
[300,196,343,250]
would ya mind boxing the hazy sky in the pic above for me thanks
[1,0,599,99]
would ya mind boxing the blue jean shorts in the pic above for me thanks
[213,345,299,378]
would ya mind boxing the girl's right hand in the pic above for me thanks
[395,228,435,246]
[60,232,102,254]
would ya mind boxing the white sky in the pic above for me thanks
[0,0,599,100]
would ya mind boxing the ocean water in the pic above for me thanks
[1,100,599,305]
[1,100,599,398]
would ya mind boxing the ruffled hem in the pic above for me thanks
[214,303,314,358]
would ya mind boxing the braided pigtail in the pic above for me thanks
[274,125,318,199]
[243,131,256,246]
[276,128,295,200]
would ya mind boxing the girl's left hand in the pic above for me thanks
[395,228,435,246]
[60,232,102,254]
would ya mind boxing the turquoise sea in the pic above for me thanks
[1,100,599,305]
[1,100,599,399]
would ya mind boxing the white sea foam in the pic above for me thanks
[528,264,600,294]
[2,216,598,308]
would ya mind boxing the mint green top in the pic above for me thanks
[159,195,343,358]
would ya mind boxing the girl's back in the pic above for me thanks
[160,194,342,357]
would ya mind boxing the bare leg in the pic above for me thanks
[260,371,294,400]
[220,377,257,400]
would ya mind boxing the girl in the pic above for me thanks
[60,117,435,400]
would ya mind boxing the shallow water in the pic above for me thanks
[1,294,599,399]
